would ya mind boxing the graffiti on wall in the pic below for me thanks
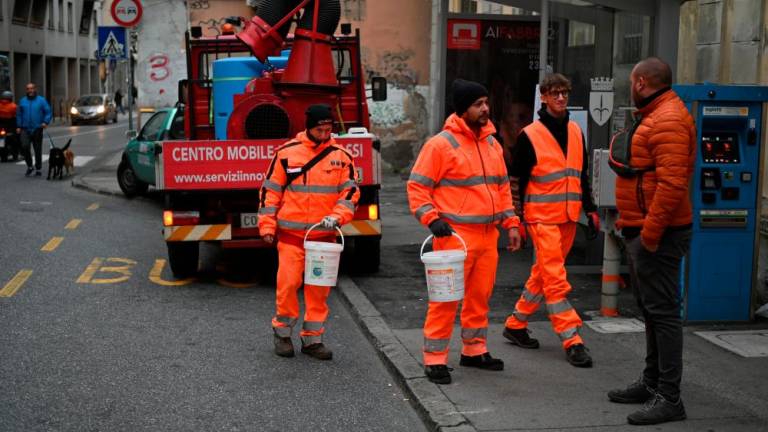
[361,47,429,171]
[149,54,171,83]
[196,17,231,36]
[342,0,366,21]
[189,0,210,10]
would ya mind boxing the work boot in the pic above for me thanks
[627,393,686,425]
[273,335,294,358]
[565,344,593,368]
[301,343,333,360]
[503,327,540,349]
[459,352,504,371]
[424,365,452,384]
[608,378,656,404]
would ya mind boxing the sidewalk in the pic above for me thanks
[341,172,768,431]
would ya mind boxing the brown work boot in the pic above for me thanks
[301,343,333,360]
[273,334,295,358]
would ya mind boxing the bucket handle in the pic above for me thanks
[304,222,345,248]
[420,232,467,259]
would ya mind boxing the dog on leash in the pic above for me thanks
[47,139,72,180]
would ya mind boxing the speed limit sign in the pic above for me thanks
[111,0,143,27]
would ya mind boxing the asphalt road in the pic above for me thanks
[0,121,427,432]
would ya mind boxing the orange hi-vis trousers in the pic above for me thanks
[423,224,499,366]
[271,236,332,345]
[505,222,583,349]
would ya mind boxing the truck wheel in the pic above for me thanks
[117,159,149,197]
[167,241,199,278]
[351,236,381,273]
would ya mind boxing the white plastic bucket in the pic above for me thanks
[304,223,345,286]
[420,233,467,302]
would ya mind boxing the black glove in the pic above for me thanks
[429,220,454,237]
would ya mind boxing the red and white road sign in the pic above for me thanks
[111,0,143,27]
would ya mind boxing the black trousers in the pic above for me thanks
[20,128,43,170]
[624,228,691,401]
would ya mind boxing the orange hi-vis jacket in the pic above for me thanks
[258,131,360,240]
[522,120,584,224]
[408,114,520,231]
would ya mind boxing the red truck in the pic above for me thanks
[156,0,385,277]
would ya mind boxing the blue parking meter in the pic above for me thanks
[673,84,767,321]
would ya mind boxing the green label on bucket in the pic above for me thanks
[311,261,324,277]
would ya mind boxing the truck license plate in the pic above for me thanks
[240,213,259,228]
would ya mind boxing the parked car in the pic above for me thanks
[70,93,118,125]
[117,106,185,197]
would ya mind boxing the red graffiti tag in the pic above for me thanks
[149,54,170,82]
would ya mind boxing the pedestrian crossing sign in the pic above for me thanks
[98,26,127,59]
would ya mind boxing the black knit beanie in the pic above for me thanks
[452,79,488,115]
[305,104,334,130]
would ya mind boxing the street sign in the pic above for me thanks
[111,0,143,27]
[98,26,127,59]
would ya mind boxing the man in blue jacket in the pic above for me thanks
[16,82,52,176]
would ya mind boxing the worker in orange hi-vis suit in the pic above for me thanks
[258,104,360,361]
[408,79,522,385]
[501,73,600,368]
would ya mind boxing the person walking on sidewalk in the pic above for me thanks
[258,104,360,361]
[501,73,600,368]
[16,83,52,177]
[607,57,695,426]
[408,79,522,385]
[114,89,124,115]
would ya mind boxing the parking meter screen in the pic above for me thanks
[701,133,739,163]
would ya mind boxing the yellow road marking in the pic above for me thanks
[65,219,82,230]
[149,259,196,286]
[87,203,100,211]
[41,237,64,252]
[0,270,33,297]
[77,257,136,284]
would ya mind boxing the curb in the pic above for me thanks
[336,276,476,432]
[71,174,124,198]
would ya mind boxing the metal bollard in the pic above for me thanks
[600,210,621,317]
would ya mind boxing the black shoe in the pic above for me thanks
[425,365,452,384]
[627,393,686,425]
[503,327,540,349]
[301,343,333,360]
[35,170,42,177]
[25,167,33,176]
[608,378,656,404]
[565,344,593,368]
[459,352,504,371]
[273,335,294,358]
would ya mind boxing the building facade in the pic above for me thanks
[0,0,102,122]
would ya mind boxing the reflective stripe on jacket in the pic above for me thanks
[407,113,520,230]
[522,120,583,224]
[258,131,360,239]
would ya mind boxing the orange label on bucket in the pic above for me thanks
[427,268,455,293]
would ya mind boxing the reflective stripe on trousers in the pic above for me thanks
[272,240,331,342]
[504,222,583,348]
[423,225,498,365]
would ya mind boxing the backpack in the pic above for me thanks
[608,116,654,178]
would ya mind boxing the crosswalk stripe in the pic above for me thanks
[16,156,95,167]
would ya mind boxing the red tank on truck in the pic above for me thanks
[154,0,388,278]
